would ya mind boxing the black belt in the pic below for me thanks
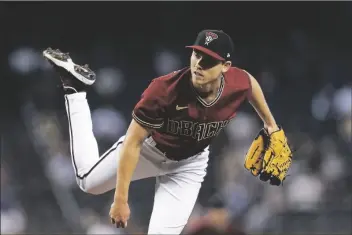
[147,135,205,161]
[154,143,204,161]
[154,143,187,161]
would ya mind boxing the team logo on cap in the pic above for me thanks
[204,32,218,45]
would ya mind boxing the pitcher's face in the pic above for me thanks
[190,50,231,85]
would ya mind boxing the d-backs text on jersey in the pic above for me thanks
[166,118,230,141]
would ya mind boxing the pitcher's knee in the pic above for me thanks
[80,184,104,195]
[75,178,106,195]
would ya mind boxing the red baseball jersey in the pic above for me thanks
[132,67,252,160]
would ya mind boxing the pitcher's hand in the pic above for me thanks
[109,201,130,228]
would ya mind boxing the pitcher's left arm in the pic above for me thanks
[244,71,279,134]
[243,70,293,186]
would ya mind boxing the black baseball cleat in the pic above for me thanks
[43,48,96,94]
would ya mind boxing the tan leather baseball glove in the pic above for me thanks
[244,126,293,186]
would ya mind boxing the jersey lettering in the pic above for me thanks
[166,119,230,141]
[167,119,180,134]
[193,123,206,141]
[204,122,219,139]
[180,121,194,136]
[215,120,229,136]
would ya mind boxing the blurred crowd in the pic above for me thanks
[2,2,352,235]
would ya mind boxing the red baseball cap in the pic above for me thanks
[186,29,234,61]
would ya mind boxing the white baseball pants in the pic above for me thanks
[64,92,209,235]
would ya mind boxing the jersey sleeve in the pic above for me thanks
[132,79,167,129]
[242,69,253,100]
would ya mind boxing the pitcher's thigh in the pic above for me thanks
[79,137,160,195]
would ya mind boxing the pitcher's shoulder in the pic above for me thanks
[224,66,252,90]
[145,67,190,102]
[154,67,189,83]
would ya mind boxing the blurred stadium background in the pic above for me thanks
[1,2,351,235]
